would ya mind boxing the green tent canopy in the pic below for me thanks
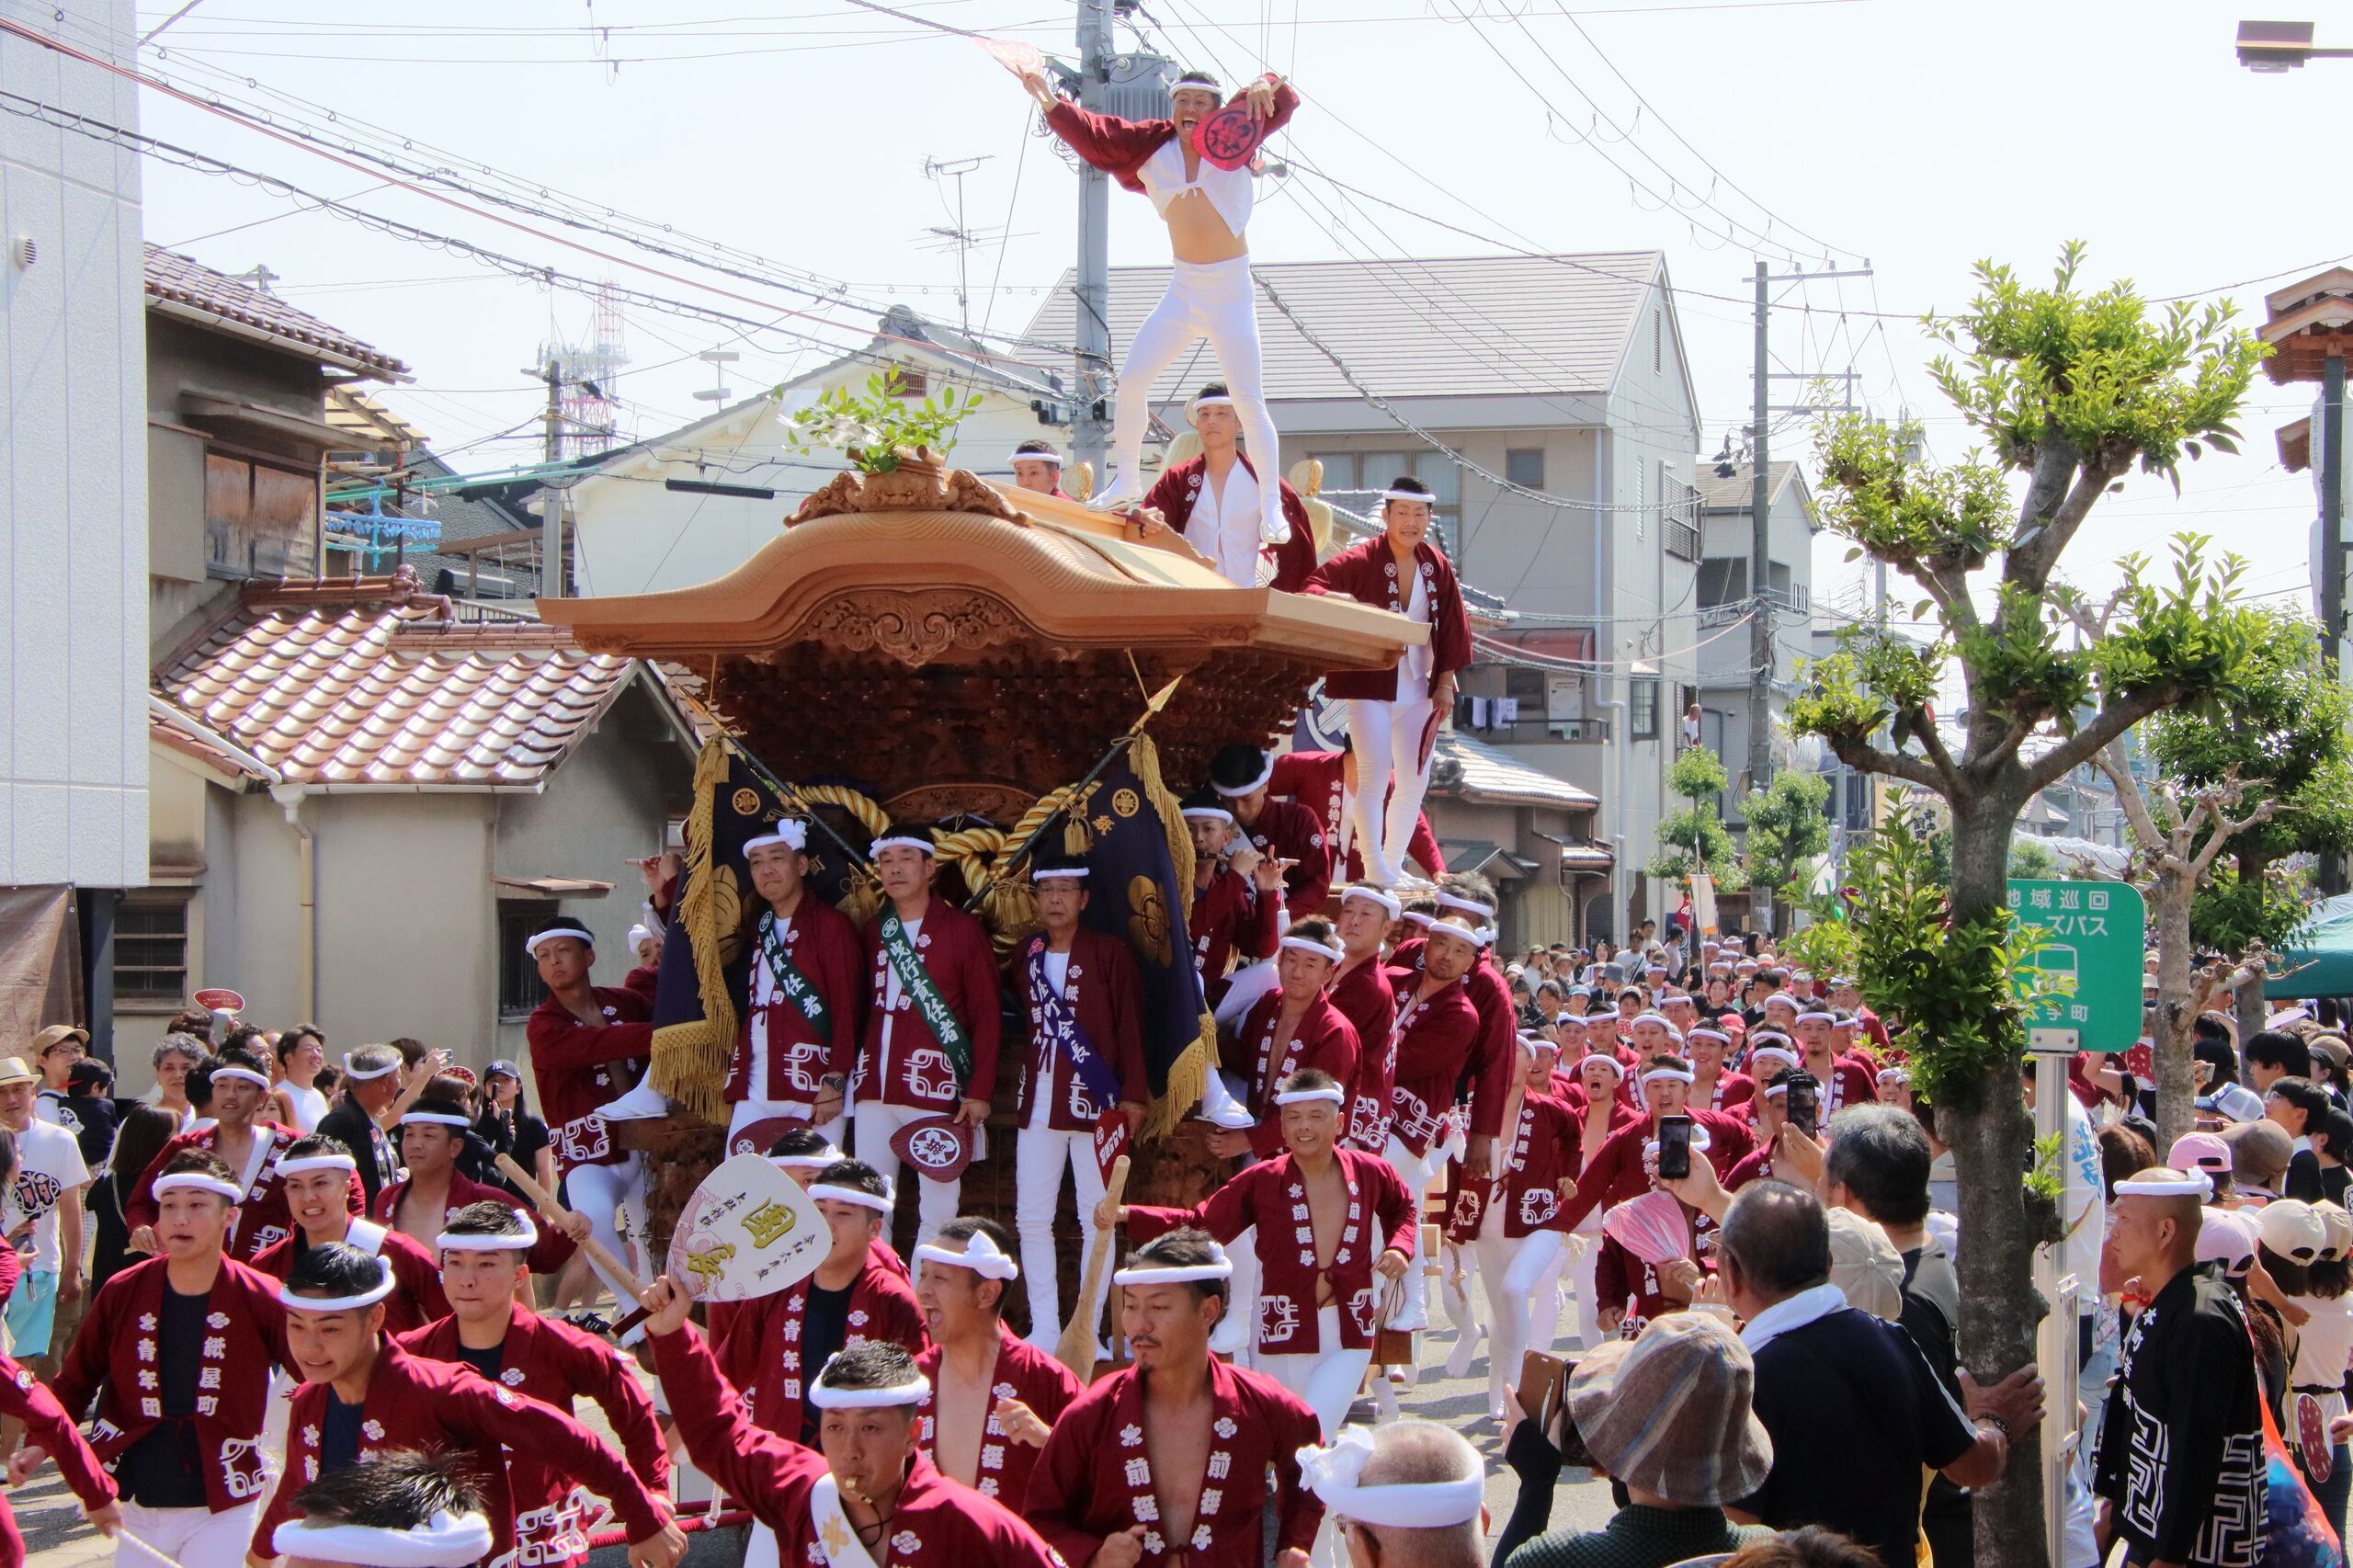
[2269,894,2353,999]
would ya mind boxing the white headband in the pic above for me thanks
[1403,911,1436,929]
[1380,488,1436,507]
[275,1153,358,1176]
[1640,1065,1696,1087]
[1632,1012,1677,1032]
[1878,1069,1910,1086]
[1190,393,1235,411]
[1280,936,1345,964]
[745,821,810,854]
[523,924,594,958]
[1748,1046,1801,1072]
[1582,1055,1626,1081]
[1688,1028,1730,1046]
[1764,1082,1790,1099]
[1300,1429,1484,1528]
[1274,1085,1347,1106]
[400,1111,472,1130]
[1008,448,1063,467]
[272,1510,495,1568]
[1031,866,1090,881]
[1342,885,1402,919]
[807,1366,932,1409]
[1434,892,1495,919]
[810,1181,895,1214]
[1180,806,1234,825]
[279,1256,397,1312]
[912,1230,1020,1281]
[1798,1010,1836,1026]
[870,835,934,858]
[1643,1127,1712,1156]
[1472,925,1500,949]
[1211,754,1277,796]
[2116,1168,2214,1199]
[771,1151,837,1171]
[1114,1241,1235,1287]
[210,1065,271,1091]
[153,1173,243,1202]
[342,1053,401,1082]
[626,923,657,949]
[435,1210,540,1252]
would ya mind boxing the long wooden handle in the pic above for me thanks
[494,1153,638,1293]
[1055,1155,1131,1379]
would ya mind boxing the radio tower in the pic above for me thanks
[547,281,628,457]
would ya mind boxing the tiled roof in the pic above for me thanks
[154,574,634,790]
[144,244,410,379]
[1694,461,1802,511]
[1021,252,1665,406]
[1431,731,1600,810]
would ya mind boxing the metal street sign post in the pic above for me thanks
[2008,877,2144,1568]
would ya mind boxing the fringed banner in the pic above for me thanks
[648,740,781,1119]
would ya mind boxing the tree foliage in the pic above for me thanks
[1645,746,1735,881]
[2006,837,2060,880]
[1742,768,1832,892]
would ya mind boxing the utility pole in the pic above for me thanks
[527,352,566,596]
[1747,258,1872,934]
[1072,0,1113,481]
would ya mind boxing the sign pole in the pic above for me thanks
[2027,1027,2083,1568]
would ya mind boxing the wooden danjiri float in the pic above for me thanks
[538,447,1423,1328]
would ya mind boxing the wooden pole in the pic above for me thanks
[1055,1154,1130,1379]
[494,1152,640,1301]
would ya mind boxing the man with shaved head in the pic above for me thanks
[1300,1416,1486,1568]
[2092,1166,2267,1568]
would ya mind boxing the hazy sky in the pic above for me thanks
[79,0,2352,620]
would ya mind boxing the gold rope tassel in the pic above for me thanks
[651,737,737,1120]
[1132,730,1214,1141]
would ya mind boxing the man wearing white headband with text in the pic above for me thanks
[1030,1228,1325,1568]
[728,816,865,1153]
[1299,1419,1487,1568]
[1327,884,1403,1154]
[126,1043,357,1267]
[1210,744,1333,923]
[1303,475,1472,888]
[395,1202,668,1568]
[1183,788,1284,1008]
[909,1216,1082,1505]
[644,1279,1063,1567]
[1379,912,1486,1357]
[1792,1006,1879,1119]
[852,823,1004,1244]
[256,1241,682,1568]
[1015,848,1148,1350]
[372,1096,585,1277]
[38,1150,277,1568]
[1109,1067,1413,1442]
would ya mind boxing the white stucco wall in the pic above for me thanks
[0,1,148,887]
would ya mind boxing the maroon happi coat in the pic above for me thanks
[51,1255,287,1516]
[713,1254,928,1441]
[730,895,866,1105]
[527,984,654,1173]
[653,1323,1064,1568]
[1029,1357,1324,1568]
[371,1167,579,1275]
[1044,76,1299,193]
[1445,1090,1580,1242]
[913,1323,1084,1506]
[1016,926,1149,1131]
[250,1218,449,1336]
[1326,957,1398,1153]
[1188,865,1279,1001]
[1236,797,1332,921]
[398,1303,669,1568]
[1555,1108,1755,1234]
[1220,992,1360,1159]
[1460,954,1521,1139]
[1697,1069,1758,1115]
[854,897,1004,1113]
[0,1354,113,1566]
[1384,976,1483,1159]
[1594,1231,1686,1334]
[1128,1147,1416,1355]
[1140,454,1319,592]
[1302,538,1473,702]
[124,1121,362,1264]
[256,1341,669,1567]
[1266,749,1446,884]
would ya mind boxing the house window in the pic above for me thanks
[1305,450,1462,555]
[1698,557,1747,608]
[117,893,192,1007]
[892,367,929,396]
[205,452,318,581]
[1631,677,1660,741]
[498,901,561,1019]
[1506,449,1544,490]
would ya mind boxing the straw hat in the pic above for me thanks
[1564,1312,1773,1506]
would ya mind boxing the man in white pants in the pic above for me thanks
[850,825,1005,1247]
[724,822,863,1155]
[1025,62,1298,541]
[1302,478,1473,886]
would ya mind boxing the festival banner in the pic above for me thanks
[667,1153,829,1303]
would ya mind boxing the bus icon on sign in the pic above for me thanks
[2026,943,2080,1002]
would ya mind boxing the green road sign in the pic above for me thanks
[2006,878,2147,1051]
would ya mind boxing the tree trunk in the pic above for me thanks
[2233,848,2273,1049]
[2151,868,2199,1153]
[1946,811,2050,1568]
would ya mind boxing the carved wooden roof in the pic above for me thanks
[538,478,1423,799]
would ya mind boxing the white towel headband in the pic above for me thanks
[809,1181,894,1214]
[154,1173,243,1202]
[278,1256,397,1312]
[1280,935,1345,963]
[435,1210,540,1252]
[1274,1085,1347,1106]
[1114,1240,1235,1287]
[272,1510,495,1568]
[912,1230,1020,1281]
[210,1066,271,1091]
[1342,885,1402,919]
[1299,1429,1484,1527]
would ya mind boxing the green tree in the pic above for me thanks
[2006,837,2059,880]
[2101,608,2353,1145]
[1742,768,1833,917]
[1788,244,2264,1564]
[1645,745,1735,882]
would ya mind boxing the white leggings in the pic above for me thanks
[1381,1135,1438,1341]
[1107,256,1282,536]
[1347,695,1437,885]
[1569,1228,1604,1349]
[1015,1125,1107,1346]
[119,1498,261,1568]
[1470,1217,1565,1402]
[854,1099,967,1248]
[1258,1303,1370,1442]
[564,1156,645,1303]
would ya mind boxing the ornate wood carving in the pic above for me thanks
[803,589,1028,667]
[786,459,1028,526]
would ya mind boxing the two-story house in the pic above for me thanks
[1692,460,1818,824]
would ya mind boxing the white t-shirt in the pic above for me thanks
[2062,1093,2104,1318]
[7,1119,89,1274]
[286,1084,329,1134]
[1184,463,1263,587]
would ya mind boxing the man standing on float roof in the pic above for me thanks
[1019,61,1298,546]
